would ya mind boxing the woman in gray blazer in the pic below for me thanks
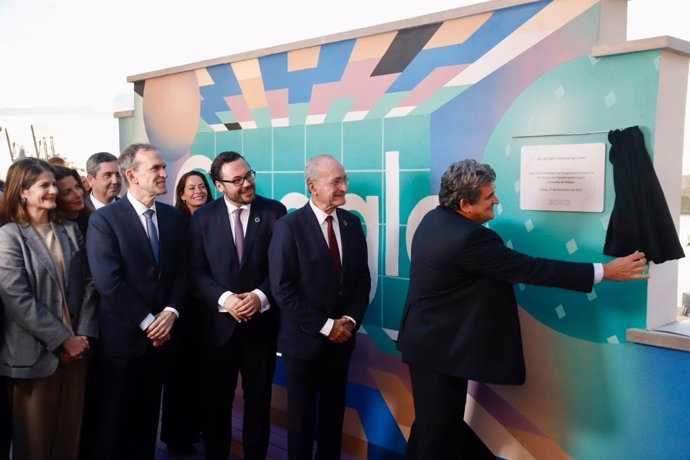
[0,158,98,460]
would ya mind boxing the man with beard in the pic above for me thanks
[190,151,286,460]
[85,152,121,210]
[87,143,187,460]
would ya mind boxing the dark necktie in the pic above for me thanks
[234,208,244,261]
[144,209,159,264]
[326,215,341,275]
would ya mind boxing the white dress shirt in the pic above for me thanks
[308,200,356,336]
[126,192,180,330]
[216,198,270,313]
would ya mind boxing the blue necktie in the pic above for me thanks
[144,209,160,264]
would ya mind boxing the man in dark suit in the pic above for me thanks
[269,154,371,460]
[397,159,649,460]
[85,151,121,211]
[189,151,286,460]
[87,143,187,460]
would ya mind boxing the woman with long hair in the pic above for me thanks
[0,158,98,460]
[54,165,92,237]
[174,169,213,217]
[160,170,212,454]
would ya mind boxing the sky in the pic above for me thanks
[0,0,688,175]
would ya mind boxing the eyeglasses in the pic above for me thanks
[217,170,256,187]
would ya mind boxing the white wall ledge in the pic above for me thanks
[593,35,690,58]
[627,326,690,353]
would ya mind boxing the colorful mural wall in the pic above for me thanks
[118,0,690,458]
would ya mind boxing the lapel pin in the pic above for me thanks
[255,217,261,223]
[343,219,348,226]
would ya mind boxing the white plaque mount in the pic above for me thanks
[519,143,605,212]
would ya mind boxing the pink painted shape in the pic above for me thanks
[308,58,398,115]
[468,381,546,436]
[266,88,289,119]
[397,64,468,107]
[224,95,252,123]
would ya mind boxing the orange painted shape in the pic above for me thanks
[425,12,493,48]
[195,68,214,86]
[239,77,267,109]
[505,428,573,460]
[288,46,321,71]
[368,368,415,427]
[342,407,368,459]
[350,31,397,61]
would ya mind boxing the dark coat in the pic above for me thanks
[397,207,593,385]
[189,195,286,347]
[269,203,371,360]
[86,195,187,357]
[604,126,684,264]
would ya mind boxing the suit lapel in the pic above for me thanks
[121,196,157,266]
[19,223,61,286]
[242,198,264,269]
[335,208,351,275]
[156,204,172,268]
[303,204,339,279]
[212,199,239,271]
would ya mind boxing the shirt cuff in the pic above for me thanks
[164,306,180,318]
[139,313,155,331]
[342,315,356,328]
[320,318,335,336]
[253,289,270,313]
[593,263,604,284]
[218,291,233,313]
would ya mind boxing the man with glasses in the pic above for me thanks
[189,151,286,460]
[269,154,371,459]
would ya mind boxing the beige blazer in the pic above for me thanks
[0,221,98,379]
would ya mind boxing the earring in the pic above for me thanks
[20,197,27,206]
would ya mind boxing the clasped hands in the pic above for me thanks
[146,310,177,347]
[223,292,261,323]
[328,317,355,344]
[60,335,89,363]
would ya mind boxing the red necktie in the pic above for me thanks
[326,215,341,275]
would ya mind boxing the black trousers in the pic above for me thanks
[0,376,11,460]
[160,303,203,448]
[404,365,494,460]
[93,348,168,460]
[284,345,352,460]
[202,323,277,460]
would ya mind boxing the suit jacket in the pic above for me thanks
[397,206,594,385]
[84,193,96,213]
[189,195,286,347]
[269,203,371,360]
[84,193,118,213]
[0,221,98,379]
[86,195,187,357]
